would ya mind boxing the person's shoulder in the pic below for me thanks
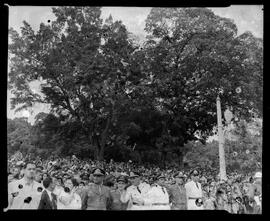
[9,178,20,186]
[34,180,43,187]
[34,181,45,192]
[110,189,119,195]
[110,188,116,193]
[103,185,111,191]
[8,178,23,189]
[74,192,81,199]
[184,181,190,187]
[126,185,134,191]
[88,183,95,188]
[185,181,194,189]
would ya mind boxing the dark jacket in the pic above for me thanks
[110,189,128,210]
[81,183,112,210]
[38,190,57,210]
[166,184,187,210]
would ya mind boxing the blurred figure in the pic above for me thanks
[38,177,57,209]
[8,161,44,209]
[42,173,49,181]
[110,176,129,210]
[203,190,215,210]
[57,178,81,209]
[53,176,64,197]
[35,168,43,184]
[12,166,21,180]
[81,168,112,210]
[253,172,262,213]
[143,174,170,210]
[185,170,203,210]
[120,172,147,210]
[167,172,187,210]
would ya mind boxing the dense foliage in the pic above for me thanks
[8,7,262,163]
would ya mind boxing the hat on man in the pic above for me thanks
[129,171,140,178]
[92,168,105,176]
[155,173,166,180]
[190,169,200,176]
[117,175,127,183]
[174,171,185,178]
[254,172,262,179]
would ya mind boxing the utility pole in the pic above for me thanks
[216,95,227,181]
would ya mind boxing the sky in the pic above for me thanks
[7,5,263,125]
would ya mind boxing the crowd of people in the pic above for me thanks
[6,151,262,213]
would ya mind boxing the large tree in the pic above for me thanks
[8,7,262,163]
[8,7,139,160]
[7,117,32,154]
[140,8,262,161]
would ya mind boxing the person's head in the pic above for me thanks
[79,181,85,188]
[116,176,127,191]
[23,161,36,180]
[92,168,105,185]
[43,173,48,180]
[43,176,56,191]
[190,170,200,182]
[174,172,185,185]
[55,177,63,186]
[129,172,140,186]
[156,174,166,186]
[12,167,20,176]
[35,169,43,183]
[64,178,79,192]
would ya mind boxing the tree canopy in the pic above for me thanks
[8,7,262,162]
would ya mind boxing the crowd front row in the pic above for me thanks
[7,161,262,213]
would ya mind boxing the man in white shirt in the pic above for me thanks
[143,174,170,210]
[120,172,149,210]
[185,169,204,210]
[8,161,44,210]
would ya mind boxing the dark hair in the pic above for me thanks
[57,177,64,185]
[66,178,79,187]
[37,166,44,171]
[23,161,36,169]
[43,177,53,189]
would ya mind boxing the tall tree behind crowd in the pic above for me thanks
[9,7,139,160]
[8,7,262,161]
[140,8,262,163]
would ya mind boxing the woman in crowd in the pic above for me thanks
[57,178,81,209]
[7,152,262,213]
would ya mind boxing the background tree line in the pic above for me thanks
[7,116,262,172]
[8,7,262,170]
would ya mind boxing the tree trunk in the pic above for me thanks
[178,153,184,169]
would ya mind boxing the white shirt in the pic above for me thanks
[143,184,169,205]
[185,180,203,199]
[53,185,63,197]
[121,185,145,204]
[8,177,44,210]
[46,189,53,201]
[185,180,203,210]
[57,189,81,210]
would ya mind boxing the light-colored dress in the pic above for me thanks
[185,180,204,210]
[57,189,82,210]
